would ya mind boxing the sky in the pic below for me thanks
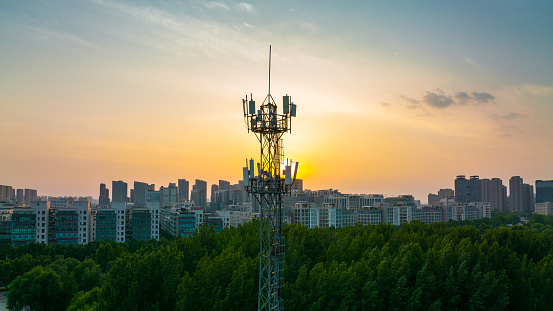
[1,0,552,203]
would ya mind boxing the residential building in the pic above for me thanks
[428,193,439,206]
[112,181,128,203]
[218,180,230,191]
[94,207,117,242]
[291,179,303,192]
[523,183,535,213]
[178,179,189,202]
[146,190,160,203]
[191,179,207,209]
[509,176,534,213]
[16,189,24,204]
[481,178,507,212]
[133,181,151,207]
[0,185,15,201]
[536,180,553,204]
[31,201,50,244]
[437,188,454,201]
[355,207,382,226]
[74,201,91,244]
[535,202,552,216]
[162,203,204,237]
[24,189,38,206]
[112,202,127,242]
[160,183,178,207]
[413,207,443,224]
[99,183,110,206]
[0,208,11,244]
[11,208,37,247]
[455,175,481,203]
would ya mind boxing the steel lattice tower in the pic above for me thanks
[242,46,298,311]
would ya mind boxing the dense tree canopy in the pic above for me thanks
[2,213,553,310]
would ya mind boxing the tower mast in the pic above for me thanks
[242,46,298,311]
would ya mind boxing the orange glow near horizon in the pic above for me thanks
[1,2,553,202]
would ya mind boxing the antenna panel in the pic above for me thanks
[243,167,250,186]
[249,100,256,114]
[285,165,292,185]
[250,159,255,178]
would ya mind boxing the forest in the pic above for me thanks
[2,213,553,311]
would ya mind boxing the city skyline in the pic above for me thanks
[2,174,549,207]
[1,1,552,202]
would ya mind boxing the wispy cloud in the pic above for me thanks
[381,102,391,107]
[517,84,553,97]
[423,90,454,109]
[490,113,523,120]
[31,27,99,50]
[454,91,471,104]
[237,2,254,13]
[204,1,229,10]
[493,124,522,138]
[89,0,258,58]
[472,92,495,103]
[401,89,495,109]
[400,95,420,105]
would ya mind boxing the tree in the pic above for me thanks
[67,287,102,311]
[7,266,68,311]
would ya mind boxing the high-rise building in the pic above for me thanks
[509,176,534,212]
[146,190,160,202]
[455,176,468,203]
[112,181,128,203]
[210,184,219,209]
[24,189,38,206]
[55,201,91,245]
[536,180,553,204]
[437,189,454,201]
[218,180,230,191]
[523,183,534,213]
[0,185,15,201]
[99,183,110,206]
[178,179,189,202]
[160,183,178,207]
[509,176,523,213]
[133,181,150,207]
[481,178,507,212]
[16,189,24,203]
[11,207,38,247]
[428,193,439,206]
[0,185,6,201]
[455,175,481,203]
[191,179,207,209]
[292,179,303,192]
[129,201,160,241]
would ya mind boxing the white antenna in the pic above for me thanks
[268,45,271,98]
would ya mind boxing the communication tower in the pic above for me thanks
[242,46,298,311]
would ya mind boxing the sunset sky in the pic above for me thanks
[1,0,552,203]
